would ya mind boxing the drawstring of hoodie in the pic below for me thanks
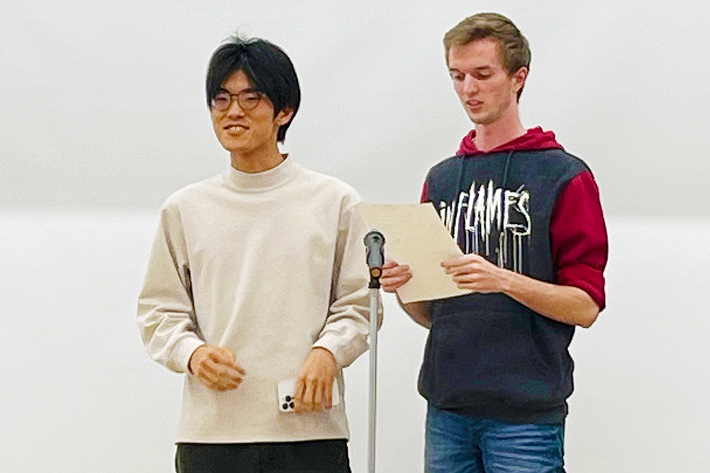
[501,150,514,189]
[455,149,515,198]
[455,155,469,199]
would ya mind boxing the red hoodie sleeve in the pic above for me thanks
[420,179,429,203]
[549,171,608,311]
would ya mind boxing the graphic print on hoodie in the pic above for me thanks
[427,127,564,274]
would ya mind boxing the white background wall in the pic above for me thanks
[2,0,710,215]
[2,1,710,472]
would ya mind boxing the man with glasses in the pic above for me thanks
[381,13,607,472]
[138,35,377,473]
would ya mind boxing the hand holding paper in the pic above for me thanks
[380,260,412,293]
[358,203,472,303]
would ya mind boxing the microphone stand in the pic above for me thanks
[363,230,385,473]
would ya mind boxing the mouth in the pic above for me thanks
[224,124,249,132]
[466,100,483,110]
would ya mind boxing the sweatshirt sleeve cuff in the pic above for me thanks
[313,332,368,369]
[174,337,207,374]
[557,263,606,311]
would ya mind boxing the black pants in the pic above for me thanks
[175,439,351,473]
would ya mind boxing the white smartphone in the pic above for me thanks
[277,378,340,413]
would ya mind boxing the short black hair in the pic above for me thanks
[206,35,301,142]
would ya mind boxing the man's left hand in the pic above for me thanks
[441,254,509,293]
[293,347,337,414]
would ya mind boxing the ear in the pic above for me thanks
[512,67,528,94]
[275,108,294,127]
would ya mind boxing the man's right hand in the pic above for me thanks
[380,259,412,293]
[189,345,246,391]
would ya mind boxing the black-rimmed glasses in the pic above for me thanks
[211,89,263,112]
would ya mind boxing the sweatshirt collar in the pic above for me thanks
[456,126,564,156]
[224,155,299,192]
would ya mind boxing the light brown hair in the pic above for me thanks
[444,13,531,99]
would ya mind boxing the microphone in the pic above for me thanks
[363,230,385,471]
[363,230,385,287]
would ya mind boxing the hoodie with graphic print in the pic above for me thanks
[418,127,607,423]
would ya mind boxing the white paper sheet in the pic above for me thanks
[358,203,471,303]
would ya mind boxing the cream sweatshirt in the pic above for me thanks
[137,157,377,443]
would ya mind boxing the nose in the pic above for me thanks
[461,74,479,96]
[226,98,245,117]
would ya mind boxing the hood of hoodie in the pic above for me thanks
[457,126,564,156]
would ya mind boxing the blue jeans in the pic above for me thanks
[425,405,565,473]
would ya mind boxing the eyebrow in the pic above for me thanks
[449,66,494,73]
[218,86,258,94]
